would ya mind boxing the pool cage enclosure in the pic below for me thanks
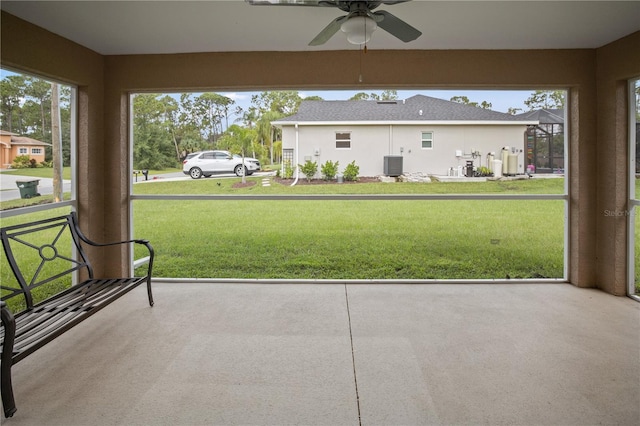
[519,109,565,174]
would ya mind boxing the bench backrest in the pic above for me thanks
[1,213,93,311]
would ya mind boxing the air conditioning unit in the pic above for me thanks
[384,155,403,177]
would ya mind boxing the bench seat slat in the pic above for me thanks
[1,277,145,362]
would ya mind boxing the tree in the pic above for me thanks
[217,125,256,183]
[524,90,565,111]
[177,93,208,157]
[193,93,235,145]
[157,94,181,161]
[51,83,63,202]
[132,94,177,169]
[1,73,73,166]
[349,90,398,101]
[379,90,399,101]
[238,105,259,128]
[251,91,302,115]
[450,96,492,109]
[0,75,25,133]
[349,92,371,101]
[256,110,283,164]
[24,76,52,142]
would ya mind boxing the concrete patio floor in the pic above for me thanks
[3,283,639,425]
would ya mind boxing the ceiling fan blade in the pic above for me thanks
[373,10,421,42]
[309,15,349,46]
[245,0,338,6]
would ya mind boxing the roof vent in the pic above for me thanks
[377,101,397,105]
[419,109,423,116]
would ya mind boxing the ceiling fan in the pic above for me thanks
[246,1,422,46]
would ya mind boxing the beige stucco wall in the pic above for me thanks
[0,12,109,275]
[595,32,640,295]
[2,10,639,293]
[283,124,528,176]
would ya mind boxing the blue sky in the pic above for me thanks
[2,68,536,122]
[220,89,536,121]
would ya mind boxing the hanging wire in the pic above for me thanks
[359,43,363,83]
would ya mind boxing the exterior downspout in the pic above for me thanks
[290,123,299,186]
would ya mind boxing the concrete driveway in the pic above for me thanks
[0,172,71,202]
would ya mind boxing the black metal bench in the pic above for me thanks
[0,212,154,418]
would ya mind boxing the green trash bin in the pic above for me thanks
[16,180,40,199]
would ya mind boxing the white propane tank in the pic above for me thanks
[507,154,518,175]
[493,160,503,177]
[487,153,495,172]
[501,147,509,174]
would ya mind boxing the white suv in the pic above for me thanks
[182,150,261,179]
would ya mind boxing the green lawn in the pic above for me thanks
[3,177,640,292]
[0,166,73,180]
[133,198,564,280]
[133,175,566,195]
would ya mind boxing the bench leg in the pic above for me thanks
[1,362,16,418]
[146,278,154,307]
[1,305,17,418]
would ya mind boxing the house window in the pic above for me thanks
[18,147,28,154]
[31,148,43,155]
[336,132,351,149]
[421,131,433,149]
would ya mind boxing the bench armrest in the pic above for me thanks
[69,213,155,278]
[1,301,16,347]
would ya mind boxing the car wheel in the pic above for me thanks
[189,167,203,179]
[234,165,246,177]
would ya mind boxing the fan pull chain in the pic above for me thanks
[359,44,368,83]
[359,44,363,83]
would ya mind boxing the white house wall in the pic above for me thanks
[282,124,529,177]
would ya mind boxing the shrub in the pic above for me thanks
[299,160,318,182]
[476,166,493,177]
[343,160,359,181]
[283,160,294,179]
[321,160,339,181]
[11,155,31,169]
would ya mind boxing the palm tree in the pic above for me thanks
[256,110,283,165]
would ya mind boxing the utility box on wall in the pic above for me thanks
[384,155,403,177]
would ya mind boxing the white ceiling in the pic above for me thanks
[2,1,639,55]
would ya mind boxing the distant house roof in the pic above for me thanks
[273,95,538,125]
[0,130,51,146]
[514,109,564,124]
[12,136,51,146]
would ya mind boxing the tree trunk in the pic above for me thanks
[51,83,63,202]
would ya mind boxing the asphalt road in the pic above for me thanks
[1,170,274,202]
[0,173,72,202]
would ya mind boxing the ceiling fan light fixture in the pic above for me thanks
[340,16,377,45]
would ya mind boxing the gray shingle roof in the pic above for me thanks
[275,95,530,123]
[513,109,564,124]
